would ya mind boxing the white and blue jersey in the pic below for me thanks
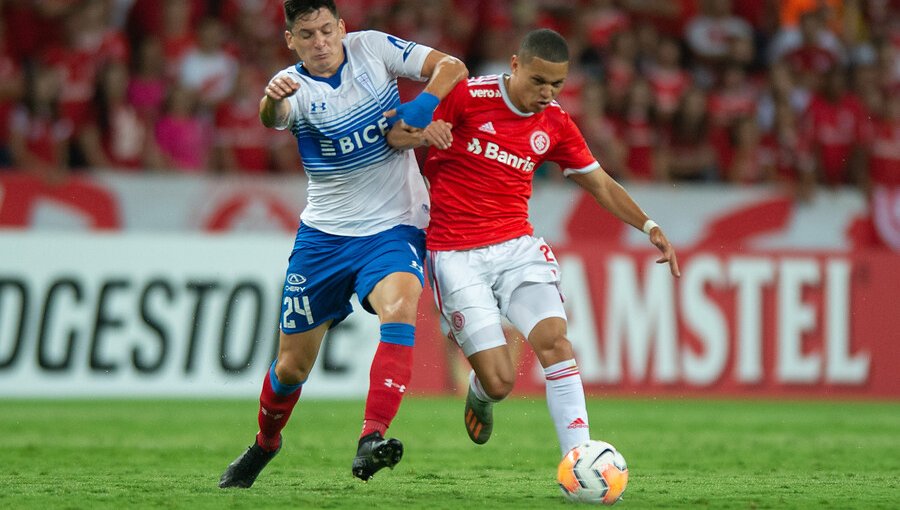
[273,30,433,236]
[275,31,433,333]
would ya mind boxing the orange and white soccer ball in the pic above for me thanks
[557,440,629,505]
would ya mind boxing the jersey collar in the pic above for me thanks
[499,74,534,118]
[295,45,348,89]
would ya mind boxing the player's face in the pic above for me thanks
[285,7,346,78]
[508,55,568,113]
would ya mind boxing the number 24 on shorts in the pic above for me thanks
[283,296,314,328]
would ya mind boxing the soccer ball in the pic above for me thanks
[557,440,628,505]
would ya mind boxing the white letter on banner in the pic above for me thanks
[728,257,775,383]
[557,256,602,382]
[680,255,728,385]
[777,258,820,383]
[825,259,869,383]
[604,256,678,383]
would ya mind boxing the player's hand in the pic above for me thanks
[265,76,300,101]
[422,120,453,150]
[649,227,680,277]
[384,116,426,150]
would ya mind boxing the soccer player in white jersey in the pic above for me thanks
[218,0,467,488]
[389,28,679,457]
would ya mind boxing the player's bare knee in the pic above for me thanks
[532,333,574,366]
[371,273,423,323]
[274,358,311,385]
[378,295,420,323]
[480,372,515,400]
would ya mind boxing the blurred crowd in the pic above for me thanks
[0,0,898,200]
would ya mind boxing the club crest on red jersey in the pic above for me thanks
[530,130,550,155]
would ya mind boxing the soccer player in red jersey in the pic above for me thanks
[389,28,680,456]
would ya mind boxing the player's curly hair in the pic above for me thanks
[283,0,339,28]
[519,29,569,64]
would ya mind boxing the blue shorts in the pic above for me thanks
[280,223,426,334]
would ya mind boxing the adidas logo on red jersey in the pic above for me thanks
[478,122,496,134]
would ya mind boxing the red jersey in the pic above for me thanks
[801,93,871,184]
[784,45,838,74]
[215,98,272,173]
[648,67,691,115]
[708,86,757,127]
[870,120,900,187]
[614,115,655,181]
[584,9,631,47]
[42,31,129,129]
[423,75,599,251]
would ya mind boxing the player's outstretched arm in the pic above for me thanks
[568,168,681,277]
[259,75,300,128]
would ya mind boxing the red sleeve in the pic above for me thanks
[853,99,874,147]
[547,110,599,173]
[433,79,468,127]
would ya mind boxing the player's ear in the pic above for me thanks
[285,30,294,51]
[338,18,346,37]
[510,55,519,75]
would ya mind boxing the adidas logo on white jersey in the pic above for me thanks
[478,122,496,134]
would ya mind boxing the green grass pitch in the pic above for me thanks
[1,397,897,509]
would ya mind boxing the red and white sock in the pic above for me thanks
[544,359,590,456]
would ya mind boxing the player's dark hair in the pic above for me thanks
[519,29,569,64]
[283,0,339,29]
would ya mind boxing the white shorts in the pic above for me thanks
[428,235,567,357]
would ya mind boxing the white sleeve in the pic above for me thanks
[270,68,302,131]
[357,30,434,82]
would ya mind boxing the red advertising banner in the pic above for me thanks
[410,247,900,399]
[0,173,121,229]
[2,172,898,399]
